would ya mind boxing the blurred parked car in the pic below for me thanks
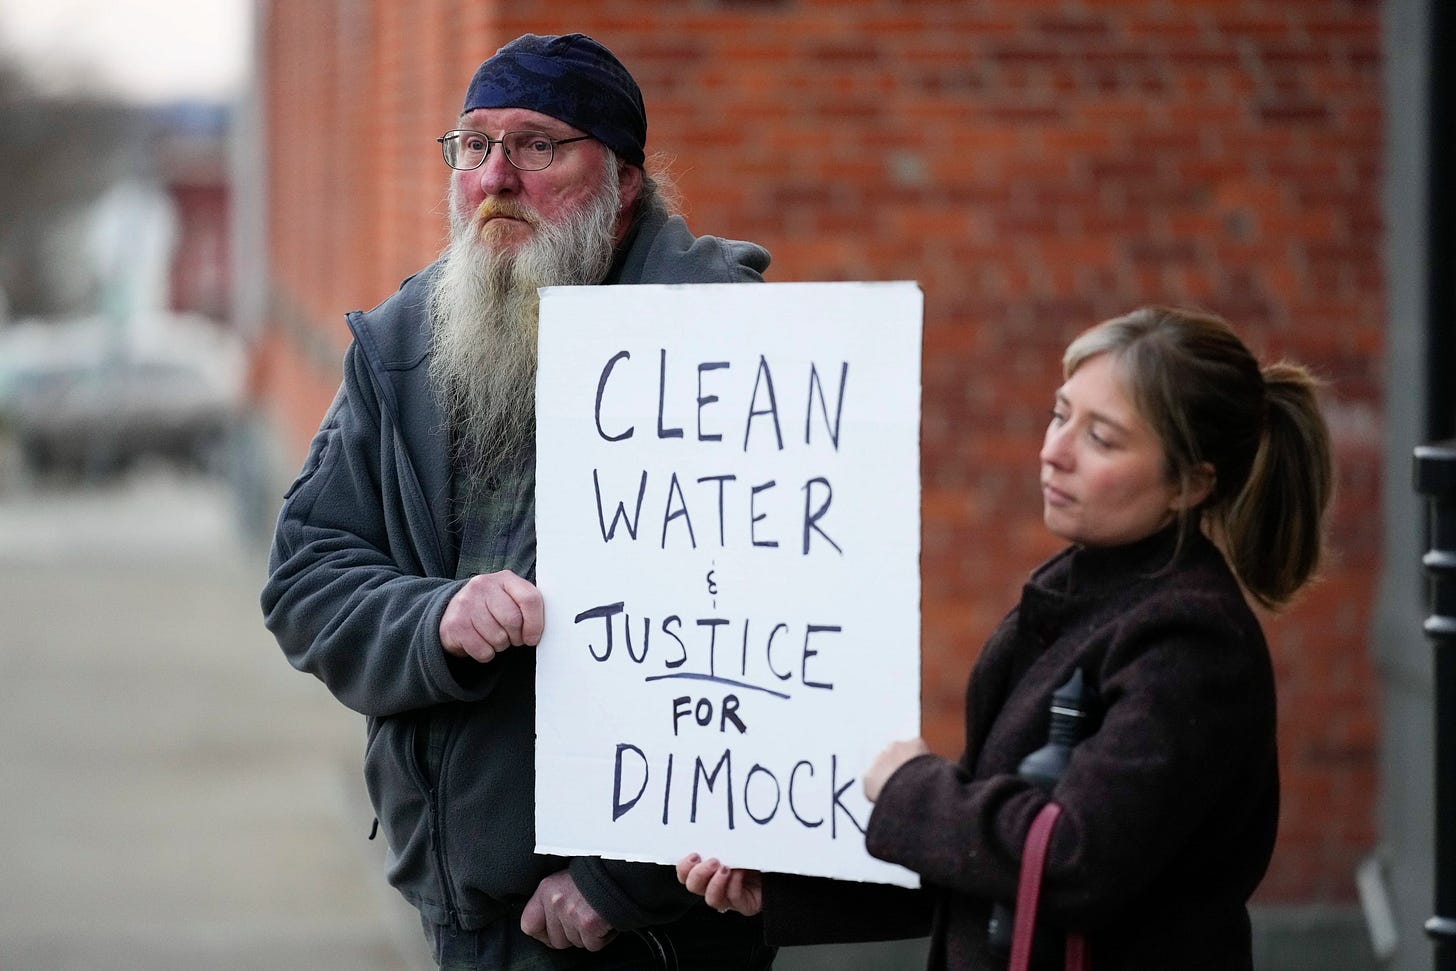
[7,360,235,477]
[0,314,243,483]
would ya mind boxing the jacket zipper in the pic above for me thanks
[413,713,461,925]
[428,782,459,925]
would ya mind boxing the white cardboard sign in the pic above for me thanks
[534,281,922,887]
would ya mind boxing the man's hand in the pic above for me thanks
[520,869,616,951]
[675,854,763,916]
[863,737,930,802]
[439,570,544,662]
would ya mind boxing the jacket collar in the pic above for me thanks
[1019,525,1202,634]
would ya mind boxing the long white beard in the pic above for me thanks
[427,158,622,481]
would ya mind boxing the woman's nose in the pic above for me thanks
[1040,424,1071,469]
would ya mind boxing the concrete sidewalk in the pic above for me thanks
[0,471,432,971]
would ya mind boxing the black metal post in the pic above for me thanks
[1415,441,1456,971]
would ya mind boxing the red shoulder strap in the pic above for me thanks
[1009,802,1089,971]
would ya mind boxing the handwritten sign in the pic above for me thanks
[534,281,921,887]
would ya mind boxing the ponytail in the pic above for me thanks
[1218,363,1333,609]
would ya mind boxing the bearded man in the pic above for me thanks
[262,33,772,971]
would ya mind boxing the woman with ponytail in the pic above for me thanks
[678,306,1334,970]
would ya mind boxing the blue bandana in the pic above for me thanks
[462,33,647,167]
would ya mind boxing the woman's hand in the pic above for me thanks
[863,737,930,802]
[675,854,763,916]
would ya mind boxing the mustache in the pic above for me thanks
[474,198,540,226]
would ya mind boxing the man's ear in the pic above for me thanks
[1174,461,1216,512]
[617,163,644,214]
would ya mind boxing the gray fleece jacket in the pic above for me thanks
[262,203,770,932]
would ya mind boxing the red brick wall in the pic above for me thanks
[254,0,1383,906]
[168,184,231,319]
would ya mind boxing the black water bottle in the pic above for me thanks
[986,667,1092,959]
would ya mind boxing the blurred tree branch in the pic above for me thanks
[0,59,140,318]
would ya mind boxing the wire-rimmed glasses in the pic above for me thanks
[437,129,593,172]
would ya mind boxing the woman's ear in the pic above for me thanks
[1173,462,1216,512]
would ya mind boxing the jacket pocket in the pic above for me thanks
[362,713,439,906]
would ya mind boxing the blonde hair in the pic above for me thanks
[1062,306,1333,609]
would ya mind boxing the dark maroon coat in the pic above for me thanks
[766,526,1278,970]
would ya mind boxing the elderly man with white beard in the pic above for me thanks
[262,33,773,971]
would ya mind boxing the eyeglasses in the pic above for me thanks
[437,129,593,172]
